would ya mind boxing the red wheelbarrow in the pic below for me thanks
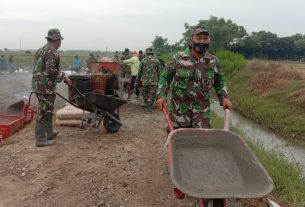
[0,92,36,143]
[162,108,275,207]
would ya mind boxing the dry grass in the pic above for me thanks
[247,61,270,72]
[228,60,305,144]
[247,61,305,97]
[287,88,305,105]
[248,59,305,71]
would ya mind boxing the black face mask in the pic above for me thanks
[192,43,209,54]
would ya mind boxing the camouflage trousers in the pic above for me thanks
[35,93,56,124]
[170,108,211,129]
[142,85,157,109]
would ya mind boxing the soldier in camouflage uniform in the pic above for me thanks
[120,48,132,78]
[156,52,165,69]
[32,28,72,147]
[137,48,162,113]
[112,51,120,62]
[156,28,232,128]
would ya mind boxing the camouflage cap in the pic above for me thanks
[191,28,209,36]
[45,28,64,40]
[145,47,154,54]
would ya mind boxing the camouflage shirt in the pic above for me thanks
[121,52,131,61]
[32,44,65,94]
[112,54,120,62]
[137,55,162,86]
[158,49,228,123]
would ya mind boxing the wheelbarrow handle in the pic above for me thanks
[162,107,175,149]
[224,108,230,131]
[26,92,34,106]
[55,92,82,109]
[162,107,174,132]
[65,82,92,108]
[68,82,86,100]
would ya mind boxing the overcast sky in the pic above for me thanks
[0,0,304,51]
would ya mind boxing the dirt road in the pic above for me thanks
[0,73,271,207]
[0,100,205,207]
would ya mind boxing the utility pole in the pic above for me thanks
[19,37,21,50]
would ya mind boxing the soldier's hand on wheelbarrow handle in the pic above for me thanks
[222,98,232,110]
[64,76,73,86]
[156,97,167,110]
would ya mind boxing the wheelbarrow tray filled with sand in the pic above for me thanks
[168,128,274,199]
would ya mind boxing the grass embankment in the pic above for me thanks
[225,60,305,145]
[248,60,305,71]
[211,113,305,207]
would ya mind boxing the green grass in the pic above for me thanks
[227,69,305,145]
[247,141,305,207]
[211,112,305,207]
[217,51,247,77]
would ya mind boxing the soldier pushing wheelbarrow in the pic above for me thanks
[156,27,279,206]
[31,28,126,147]
[156,26,232,133]
[156,26,232,206]
[31,28,72,147]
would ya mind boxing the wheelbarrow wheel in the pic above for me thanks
[103,113,120,133]
[203,199,226,207]
[211,199,225,207]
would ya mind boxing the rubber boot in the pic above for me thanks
[46,119,59,140]
[145,105,152,114]
[148,105,154,113]
[35,123,54,147]
[140,97,145,107]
